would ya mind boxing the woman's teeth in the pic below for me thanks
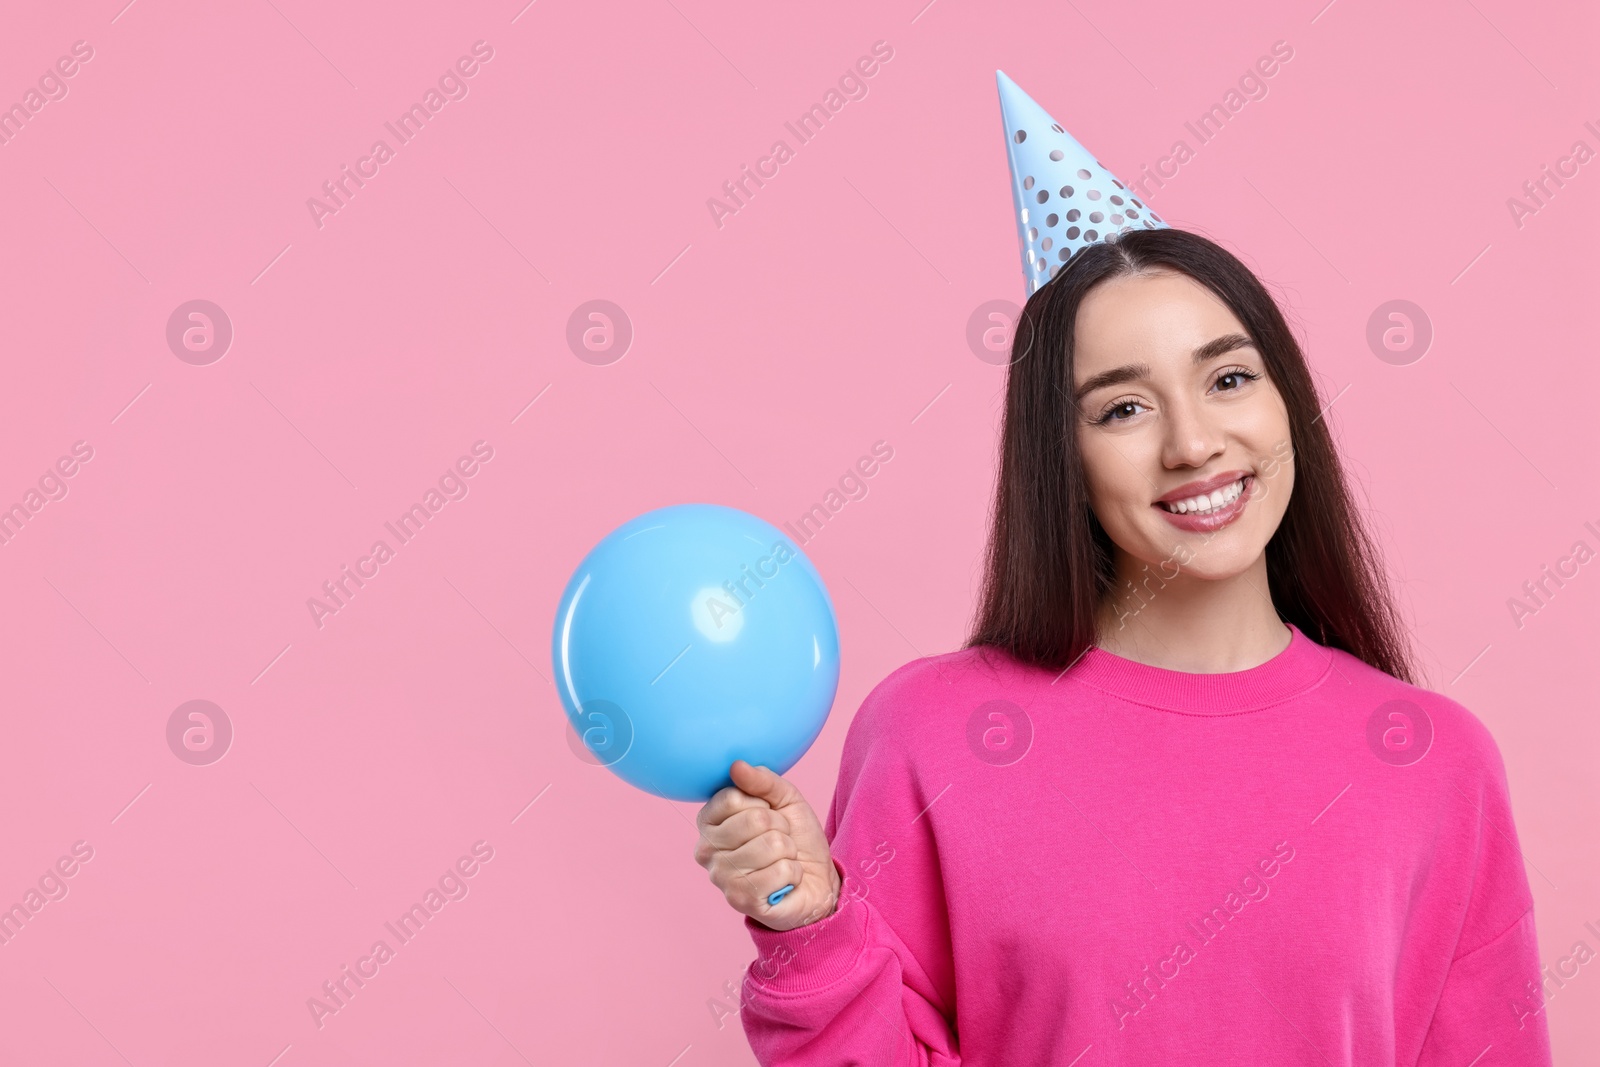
[1159,477,1246,514]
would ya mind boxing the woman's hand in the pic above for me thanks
[695,759,841,932]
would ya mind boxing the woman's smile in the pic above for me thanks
[1154,471,1255,532]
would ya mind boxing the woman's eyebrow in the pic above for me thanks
[1073,333,1257,401]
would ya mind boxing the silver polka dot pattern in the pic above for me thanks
[1011,140,1171,291]
[1001,72,1171,293]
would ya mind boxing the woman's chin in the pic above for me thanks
[1125,527,1269,582]
[1173,556,1263,583]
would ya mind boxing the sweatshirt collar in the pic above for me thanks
[1069,622,1333,715]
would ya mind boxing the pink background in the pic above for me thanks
[1,0,1596,1062]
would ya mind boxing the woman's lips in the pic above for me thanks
[1154,475,1253,533]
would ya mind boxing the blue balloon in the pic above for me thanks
[552,503,840,804]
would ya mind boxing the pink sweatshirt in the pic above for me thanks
[738,623,1552,1065]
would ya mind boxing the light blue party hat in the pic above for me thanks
[996,70,1166,294]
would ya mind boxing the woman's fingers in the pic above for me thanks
[696,780,769,833]
[699,804,792,854]
[716,825,800,878]
[720,855,806,915]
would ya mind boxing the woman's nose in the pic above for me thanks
[1160,398,1225,468]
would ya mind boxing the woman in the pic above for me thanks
[694,227,1552,1065]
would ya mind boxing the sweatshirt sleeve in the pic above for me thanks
[738,667,961,1066]
[1416,721,1552,1066]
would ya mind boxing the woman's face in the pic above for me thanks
[1071,268,1294,583]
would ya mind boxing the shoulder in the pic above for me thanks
[1323,645,1508,782]
[843,645,1043,749]
[828,646,1036,811]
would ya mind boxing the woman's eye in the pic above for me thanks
[1214,368,1259,392]
[1097,401,1145,424]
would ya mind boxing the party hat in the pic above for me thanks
[996,70,1166,294]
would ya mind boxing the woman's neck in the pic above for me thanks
[1093,550,1292,674]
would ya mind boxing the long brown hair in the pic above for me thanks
[965,226,1418,683]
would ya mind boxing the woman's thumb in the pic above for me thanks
[730,759,792,808]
